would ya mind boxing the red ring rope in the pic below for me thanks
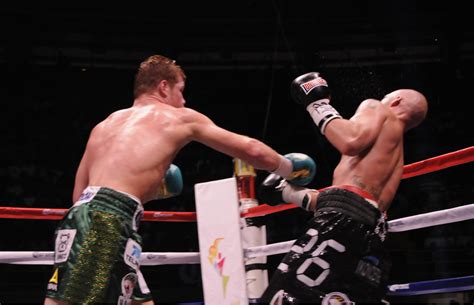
[1,146,472,221]
[402,146,474,179]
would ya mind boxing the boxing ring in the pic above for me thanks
[1,146,473,304]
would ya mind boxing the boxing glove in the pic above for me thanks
[258,173,316,211]
[155,164,183,199]
[290,72,342,134]
[272,153,316,186]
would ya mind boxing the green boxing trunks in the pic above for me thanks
[45,186,153,304]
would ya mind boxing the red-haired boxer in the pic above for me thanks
[44,55,316,305]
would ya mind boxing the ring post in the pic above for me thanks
[234,158,269,300]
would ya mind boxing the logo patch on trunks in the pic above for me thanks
[47,268,59,291]
[75,186,100,205]
[322,291,353,305]
[55,229,77,263]
[124,239,141,270]
[355,256,382,285]
[118,272,137,305]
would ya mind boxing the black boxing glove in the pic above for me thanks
[258,173,316,211]
[291,72,342,135]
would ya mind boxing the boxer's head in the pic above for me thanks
[382,89,428,131]
[134,55,187,107]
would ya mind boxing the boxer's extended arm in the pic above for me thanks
[186,108,315,184]
[191,114,281,171]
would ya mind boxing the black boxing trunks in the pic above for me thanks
[45,186,153,304]
[261,186,390,305]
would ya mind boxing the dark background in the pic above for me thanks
[0,2,473,303]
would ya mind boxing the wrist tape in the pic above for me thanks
[306,99,342,135]
[272,155,292,178]
[282,184,315,211]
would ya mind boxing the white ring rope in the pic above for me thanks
[140,252,200,266]
[1,204,472,265]
[387,203,474,232]
[244,240,294,260]
[0,251,202,266]
[247,203,474,257]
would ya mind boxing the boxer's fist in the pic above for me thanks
[258,173,315,211]
[272,153,316,186]
[155,164,183,199]
[291,72,342,135]
[291,72,331,107]
[258,173,287,206]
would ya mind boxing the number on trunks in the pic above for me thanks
[295,231,346,287]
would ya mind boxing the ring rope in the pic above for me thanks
[3,257,474,297]
[384,203,474,232]
[402,146,474,179]
[0,207,198,222]
[1,204,472,265]
[1,146,472,221]
[387,275,474,296]
[241,203,474,258]
[0,251,202,266]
